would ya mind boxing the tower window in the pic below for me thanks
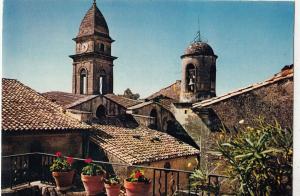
[186,64,196,92]
[99,70,106,95]
[100,43,105,52]
[99,76,103,94]
[80,69,87,94]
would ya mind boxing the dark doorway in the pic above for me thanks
[149,109,158,130]
[96,105,106,119]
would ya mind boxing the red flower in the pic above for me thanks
[66,156,74,165]
[134,170,143,178]
[84,157,92,163]
[55,151,62,157]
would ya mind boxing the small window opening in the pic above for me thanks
[100,43,105,52]
[96,105,106,119]
[99,76,103,95]
[80,69,87,94]
[164,162,171,173]
[149,109,158,130]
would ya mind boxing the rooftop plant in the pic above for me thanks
[213,118,292,196]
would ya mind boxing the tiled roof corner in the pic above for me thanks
[2,79,90,132]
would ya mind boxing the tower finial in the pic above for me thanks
[191,16,202,44]
[93,0,96,5]
[196,16,202,42]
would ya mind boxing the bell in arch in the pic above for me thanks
[188,78,194,86]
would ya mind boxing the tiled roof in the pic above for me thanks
[146,80,181,101]
[90,124,200,165]
[43,91,98,109]
[193,65,294,108]
[2,79,90,132]
[104,94,142,109]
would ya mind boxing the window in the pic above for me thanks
[100,43,104,52]
[96,105,106,119]
[80,69,87,94]
[99,76,103,94]
[149,109,158,130]
[99,70,106,95]
[186,64,195,92]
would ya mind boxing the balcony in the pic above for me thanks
[2,152,225,196]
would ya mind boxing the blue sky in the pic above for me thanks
[3,0,294,98]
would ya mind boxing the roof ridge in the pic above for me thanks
[193,70,293,108]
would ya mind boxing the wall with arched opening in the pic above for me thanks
[96,105,106,119]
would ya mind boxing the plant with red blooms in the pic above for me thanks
[50,152,73,172]
[84,157,93,164]
[126,169,150,184]
[82,157,105,176]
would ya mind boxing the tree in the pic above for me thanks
[123,88,140,100]
[213,118,292,196]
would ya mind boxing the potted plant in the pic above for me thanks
[124,169,151,196]
[190,168,220,194]
[81,157,106,195]
[104,176,121,196]
[50,152,75,191]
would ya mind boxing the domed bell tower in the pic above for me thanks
[70,0,117,95]
[180,32,217,103]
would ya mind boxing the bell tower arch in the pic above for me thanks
[180,32,217,103]
[70,0,117,95]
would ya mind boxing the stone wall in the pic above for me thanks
[2,132,84,156]
[70,96,127,119]
[192,76,294,173]
[131,102,175,132]
[206,77,293,130]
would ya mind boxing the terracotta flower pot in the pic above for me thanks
[52,170,75,191]
[124,179,152,196]
[104,183,121,196]
[81,174,105,195]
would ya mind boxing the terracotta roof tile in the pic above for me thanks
[104,94,142,109]
[2,79,90,132]
[90,124,200,165]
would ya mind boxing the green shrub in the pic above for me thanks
[214,118,292,196]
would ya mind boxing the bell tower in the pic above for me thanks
[180,32,217,103]
[70,0,117,95]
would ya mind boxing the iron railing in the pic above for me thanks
[2,152,226,196]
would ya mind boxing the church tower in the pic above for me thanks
[70,0,117,95]
[180,33,217,103]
